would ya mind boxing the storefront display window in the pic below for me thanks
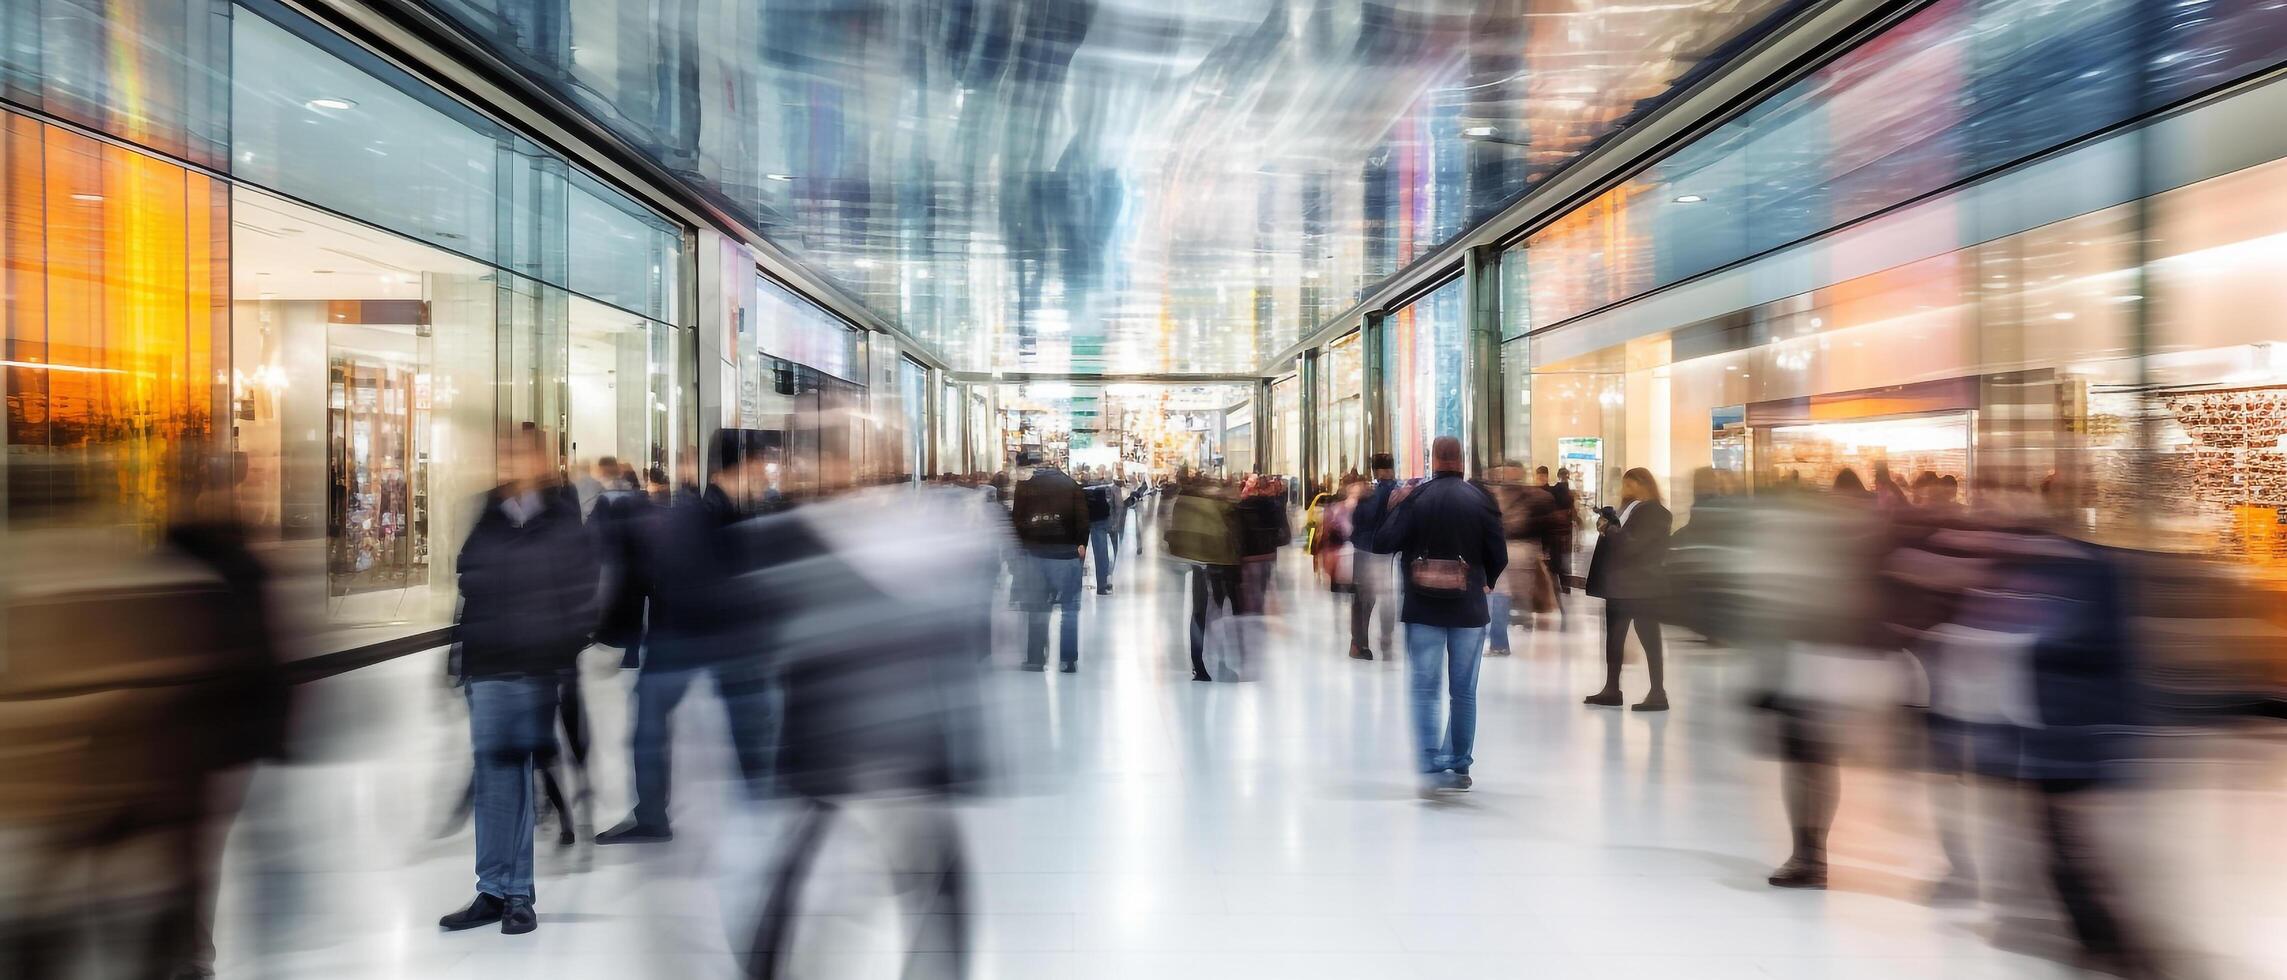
[1318,331,1363,484]
[1382,278,1466,477]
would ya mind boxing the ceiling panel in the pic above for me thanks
[415,0,1804,374]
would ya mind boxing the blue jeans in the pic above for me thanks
[467,676,559,901]
[1090,520,1117,590]
[1485,592,1512,653]
[1021,554,1085,666]
[629,659,777,828]
[1405,624,1486,775]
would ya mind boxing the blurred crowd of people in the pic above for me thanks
[6,424,2282,980]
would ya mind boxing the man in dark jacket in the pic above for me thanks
[1378,437,1507,794]
[1084,468,1120,594]
[1346,453,1402,660]
[440,426,599,936]
[1010,453,1090,672]
[596,429,781,844]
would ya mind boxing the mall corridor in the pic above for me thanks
[193,532,2282,980]
[9,0,2287,977]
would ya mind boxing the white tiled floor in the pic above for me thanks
[214,529,2285,979]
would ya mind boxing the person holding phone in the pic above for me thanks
[1583,467,1673,711]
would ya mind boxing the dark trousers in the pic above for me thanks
[1600,598,1667,695]
[1187,564,1237,676]
[2036,779,2139,968]
[745,800,969,980]
[629,660,777,828]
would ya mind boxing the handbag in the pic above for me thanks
[1408,556,1471,599]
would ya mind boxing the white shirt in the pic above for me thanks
[500,489,544,527]
[1618,499,1643,526]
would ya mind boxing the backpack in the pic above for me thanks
[1085,484,1115,522]
[1163,494,1240,566]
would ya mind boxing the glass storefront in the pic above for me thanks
[1317,331,1364,483]
[1,0,712,655]
[1527,84,2287,592]
[1381,278,1466,477]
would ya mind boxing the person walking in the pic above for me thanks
[1165,475,1242,681]
[1583,467,1673,711]
[440,426,600,936]
[1378,437,1508,794]
[1347,454,1402,660]
[595,430,781,845]
[1085,468,1120,595]
[1010,452,1090,672]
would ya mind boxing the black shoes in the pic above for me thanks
[1191,669,1213,682]
[594,818,673,845]
[1767,859,1828,890]
[1445,771,1474,792]
[1633,694,1671,712]
[1096,586,1111,595]
[1059,662,1077,673]
[500,897,537,935]
[1583,689,1623,707]
[439,893,506,931]
[1020,662,1046,672]
[1348,647,1374,661]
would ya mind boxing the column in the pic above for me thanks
[1362,310,1388,468]
[1461,244,1504,477]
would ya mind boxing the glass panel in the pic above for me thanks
[231,5,508,267]
[755,274,858,382]
[1381,279,1466,478]
[229,187,498,651]
[1521,0,2287,331]
[3,112,226,532]
[567,294,667,501]
[569,170,682,323]
[0,0,231,168]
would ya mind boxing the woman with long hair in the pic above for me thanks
[1583,467,1673,711]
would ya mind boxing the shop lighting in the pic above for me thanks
[1673,194,1706,204]
[69,193,103,203]
[765,173,795,182]
[2054,312,2077,321]
[305,97,357,110]
[1462,126,1498,138]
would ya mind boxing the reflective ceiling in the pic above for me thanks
[418,0,1804,374]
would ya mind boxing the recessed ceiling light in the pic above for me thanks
[305,97,357,111]
[69,193,103,203]
[1462,126,1497,138]
[853,258,875,269]
[2054,312,2076,320]
[765,173,795,182]
[1673,194,1706,204]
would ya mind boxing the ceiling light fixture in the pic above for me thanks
[2054,312,2077,320]
[1462,126,1498,138]
[305,97,357,111]
[853,258,875,269]
[765,173,795,182]
[1673,194,1706,204]
[69,193,103,203]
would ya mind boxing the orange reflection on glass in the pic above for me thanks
[3,110,225,527]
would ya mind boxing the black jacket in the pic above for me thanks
[1350,478,1401,554]
[1585,500,1671,601]
[1380,474,1508,628]
[1237,496,1290,560]
[590,486,654,651]
[454,483,600,678]
[1011,468,1089,557]
[636,484,771,668]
